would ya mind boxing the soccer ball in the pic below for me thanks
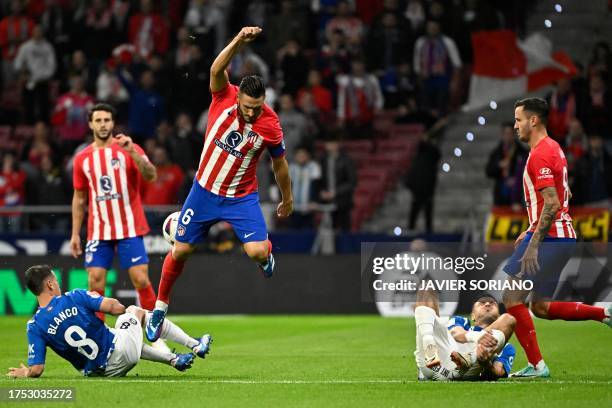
[162,212,180,244]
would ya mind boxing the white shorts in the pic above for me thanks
[414,315,482,381]
[104,313,143,377]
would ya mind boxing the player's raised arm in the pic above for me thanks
[210,26,262,93]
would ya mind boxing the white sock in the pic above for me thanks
[155,300,168,312]
[140,344,175,365]
[535,360,546,371]
[490,329,506,352]
[145,313,198,349]
[415,306,436,349]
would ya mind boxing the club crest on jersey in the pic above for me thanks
[110,158,123,170]
[247,130,260,145]
[177,224,186,237]
[226,131,243,148]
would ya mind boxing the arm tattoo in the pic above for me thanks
[131,151,156,181]
[529,187,560,246]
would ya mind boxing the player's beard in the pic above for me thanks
[517,127,529,143]
[94,129,112,141]
[477,313,498,327]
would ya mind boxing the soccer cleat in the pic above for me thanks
[192,334,213,358]
[509,363,550,378]
[171,353,195,372]
[258,253,275,279]
[424,343,440,368]
[146,309,166,342]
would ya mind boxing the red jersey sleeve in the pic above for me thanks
[211,82,237,104]
[72,154,87,191]
[264,113,285,158]
[529,150,556,191]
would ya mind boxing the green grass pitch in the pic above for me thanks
[0,315,611,407]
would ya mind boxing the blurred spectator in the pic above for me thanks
[40,0,73,71]
[183,0,225,56]
[289,147,321,229]
[577,75,611,142]
[297,69,333,116]
[229,46,269,84]
[325,0,364,47]
[128,0,169,58]
[20,121,59,176]
[278,94,309,159]
[380,61,417,109]
[95,58,129,121]
[404,0,426,34]
[0,152,26,233]
[564,118,588,179]
[546,77,576,143]
[355,0,384,25]
[65,49,94,93]
[366,11,409,73]
[14,24,56,124]
[413,20,461,115]
[51,74,95,153]
[587,41,612,80]
[318,140,356,231]
[142,146,185,205]
[0,0,34,85]
[29,154,69,232]
[266,1,311,58]
[79,0,115,62]
[485,123,528,207]
[172,44,209,120]
[169,113,202,173]
[404,133,441,233]
[318,28,357,88]
[336,59,384,138]
[573,134,612,206]
[117,68,166,142]
[277,39,309,97]
[173,27,195,70]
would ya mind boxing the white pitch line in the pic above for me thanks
[28,379,612,385]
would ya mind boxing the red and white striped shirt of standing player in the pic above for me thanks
[196,83,285,197]
[523,136,576,238]
[73,141,150,241]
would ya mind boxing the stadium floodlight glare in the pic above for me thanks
[555,4,562,12]
[544,19,552,28]
[393,226,402,236]
[442,163,451,172]
[454,147,462,157]
[466,132,474,141]
[477,116,486,125]
[489,100,498,109]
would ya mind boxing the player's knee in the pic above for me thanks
[246,245,268,261]
[172,243,194,261]
[126,305,145,322]
[529,301,549,318]
[129,270,150,289]
[87,271,105,290]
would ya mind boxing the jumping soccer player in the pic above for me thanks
[7,265,211,378]
[71,104,159,323]
[502,98,612,378]
[414,292,516,381]
[146,26,293,342]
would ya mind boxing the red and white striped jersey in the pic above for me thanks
[73,142,150,241]
[523,136,576,238]
[195,83,285,198]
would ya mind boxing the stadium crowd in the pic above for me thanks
[0,0,608,234]
[486,44,612,209]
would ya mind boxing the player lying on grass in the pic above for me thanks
[7,265,212,378]
[414,291,516,381]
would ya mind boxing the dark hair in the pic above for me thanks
[514,97,549,124]
[239,75,266,98]
[25,265,54,295]
[88,103,116,121]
